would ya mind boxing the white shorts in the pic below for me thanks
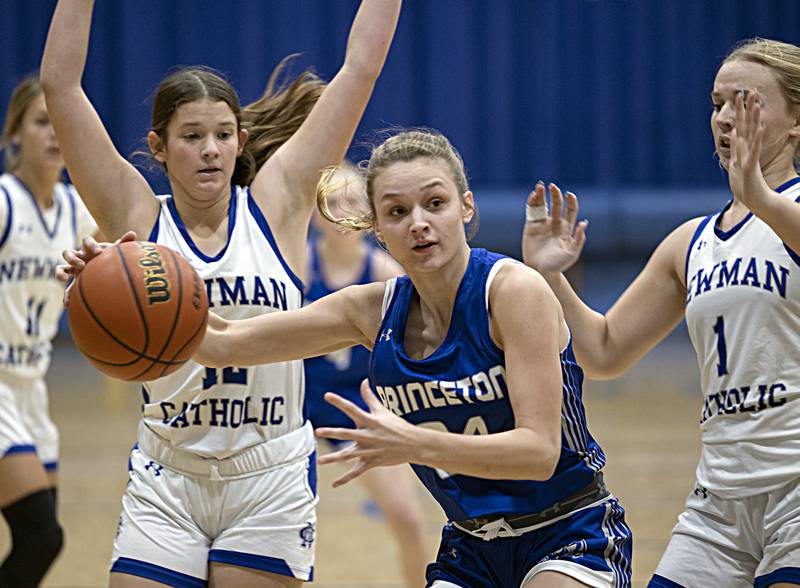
[651,480,800,588]
[0,373,58,469]
[111,425,318,585]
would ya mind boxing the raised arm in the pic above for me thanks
[252,0,402,269]
[195,282,386,368]
[41,0,158,239]
[522,182,698,379]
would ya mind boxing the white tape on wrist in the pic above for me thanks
[525,203,549,223]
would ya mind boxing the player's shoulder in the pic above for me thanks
[487,257,555,310]
[659,215,710,260]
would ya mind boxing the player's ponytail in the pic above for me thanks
[237,56,327,186]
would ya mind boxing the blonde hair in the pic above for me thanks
[317,130,479,238]
[724,38,800,169]
[1,76,42,172]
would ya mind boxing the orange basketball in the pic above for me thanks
[67,241,208,381]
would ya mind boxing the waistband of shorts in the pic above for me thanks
[452,473,611,540]
[137,420,315,481]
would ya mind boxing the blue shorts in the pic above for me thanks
[426,498,632,588]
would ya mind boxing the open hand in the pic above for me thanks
[728,90,773,212]
[522,182,587,273]
[316,379,415,487]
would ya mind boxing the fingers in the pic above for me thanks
[549,183,564,220]
[55,264,73,283]
[331,461,371,487]
[62,247,86,271]
[115,230,138,245]
[574,220,588,249]
[316,441,358,465]
[324,392,367,423]
[564,191,579,228]
[316,426,358,444]
[359,379,383,411]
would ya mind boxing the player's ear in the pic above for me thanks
[237,128,249,156]
[148,131,166,163]
[461,191,475,224]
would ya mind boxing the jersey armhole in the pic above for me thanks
[0,185,12,252]
[684,215,714,284]
[484,258,517,315]
[381,278,397,319]
[783,195,800,267]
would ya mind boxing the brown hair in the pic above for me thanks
[1,76,42,172]
[317,129,479,239]
[145,56,325,185]
[724,38,800,169]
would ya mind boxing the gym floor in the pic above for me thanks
[1,332,701,588]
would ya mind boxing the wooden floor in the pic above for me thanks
[0,335,702,588]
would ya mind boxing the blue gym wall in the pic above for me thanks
[2,0,799,261]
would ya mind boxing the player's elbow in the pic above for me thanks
[519,430,560,481]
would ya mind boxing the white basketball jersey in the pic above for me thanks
[685,177,800,498]
[0,173,96,380]
[142,186,306,458]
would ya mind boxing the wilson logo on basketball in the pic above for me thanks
[138,243,171,305]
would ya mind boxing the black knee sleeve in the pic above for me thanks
[0,488,64,587]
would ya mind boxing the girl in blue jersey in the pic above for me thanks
[43,0,401,586]
[176,129,631,588]
[522,39,800,588]
[305,163,430,588]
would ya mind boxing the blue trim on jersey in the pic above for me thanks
[166,187,236,262]
[0,185,12,251]
[4,444,36,456]
[111,557,206,587]
[783,191,800,268]
[43,461,58,472]
[647,574,687,588]
[147,215,160,242]
[755,566,800,588]
[307,451,318,498]
[11,174,63,240]
[208,549,301,579]
[684,215,713,286]
[776,176,800,193]
[245,188,304,291]
[713,177,800,241]
[713,200,751,241]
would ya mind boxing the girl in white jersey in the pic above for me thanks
[42,0,401,586]
[521,38,800,588]
[0,77,97,587]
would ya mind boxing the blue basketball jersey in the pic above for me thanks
[304,238,374,429]
[369,248,606,521]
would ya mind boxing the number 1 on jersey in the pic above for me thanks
[712,315,728,376]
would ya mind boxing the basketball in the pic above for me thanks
[66,241,209,381]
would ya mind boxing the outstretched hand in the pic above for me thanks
[58,231,138,304]
[521,182,587,274]
[727,90,773,212]
[316,379,415,487]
